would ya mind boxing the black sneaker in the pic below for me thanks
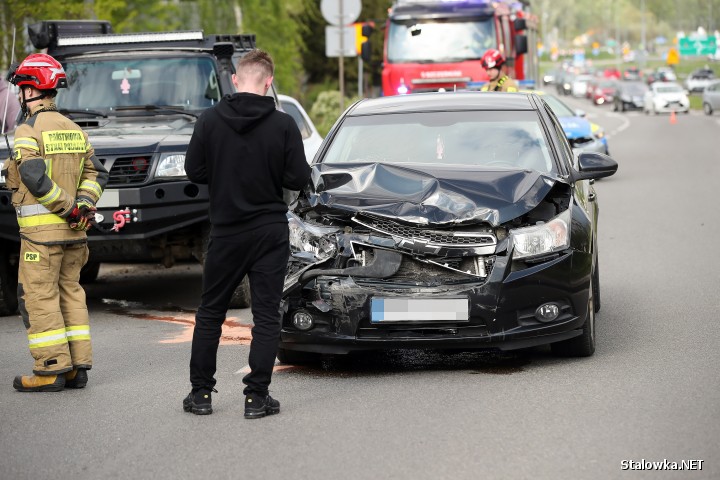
[244,393,280,419]
[183,388,217,415]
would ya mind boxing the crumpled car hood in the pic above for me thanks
[305,162,558,226]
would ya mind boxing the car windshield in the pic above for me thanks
[540,95,576,117]
[56,56,222,112]
[322,110,554,173]
[388,18,495,63]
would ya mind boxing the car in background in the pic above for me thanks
[543,68,559,85]
[623,66,642,81]
[278,91,617,363]
[685,68,715,93]
[613,81,649,111]
[646,67,677,84]
[538,92,610,155]
[571,74,593,97]
[590,79,617,105]
[643,82,690,114]
[601,68,621,80]
[556,71,574,96]
[278,94,323,162]
[702,80,720,115]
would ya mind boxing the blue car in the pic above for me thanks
[539,92,610,155]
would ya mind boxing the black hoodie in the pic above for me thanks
[185,93,311,236]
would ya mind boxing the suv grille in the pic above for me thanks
[102,156,152,186]
[353,215,496,246]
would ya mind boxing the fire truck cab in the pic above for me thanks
[382,0,539,96]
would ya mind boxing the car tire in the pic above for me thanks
[551,275,596,357]
[703,102,713,115]
[79,261,101,284]
[0,241,20,316]
[276,347,320,365]
[592,252,601,313]
[196,226,251,309]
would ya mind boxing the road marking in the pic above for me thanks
[604,110,631,139]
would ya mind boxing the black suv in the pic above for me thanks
[0,21,267,315]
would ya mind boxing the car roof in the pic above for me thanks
[347,92,537,116]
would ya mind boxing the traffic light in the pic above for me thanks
[355,22,374,62]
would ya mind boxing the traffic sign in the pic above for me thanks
[678,37,717,56]
[325,25,357,57]
[321,0,361,26]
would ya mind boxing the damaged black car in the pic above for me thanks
[279,92,617,363]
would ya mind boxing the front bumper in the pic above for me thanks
[280,251,591,354]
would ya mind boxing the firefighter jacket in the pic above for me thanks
[481,75,518,92]
[2,99,109,244]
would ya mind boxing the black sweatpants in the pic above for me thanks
[190,222,289,396]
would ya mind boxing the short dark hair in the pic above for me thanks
[236,49,274,80]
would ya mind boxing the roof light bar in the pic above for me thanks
[57,31,204,47]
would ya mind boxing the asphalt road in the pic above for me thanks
[1,95,719,480]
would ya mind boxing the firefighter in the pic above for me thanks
[4,53,108,392]
[480,49,518,92]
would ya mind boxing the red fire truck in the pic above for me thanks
[382,0,539,96]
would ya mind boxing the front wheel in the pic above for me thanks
[703,102,713,115]
[0,241,20,316]
[551,277,596,357]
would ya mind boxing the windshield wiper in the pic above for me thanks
[58,109,108,118]
[113,105,198,119]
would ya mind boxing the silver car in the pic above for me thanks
[702,80,720,115]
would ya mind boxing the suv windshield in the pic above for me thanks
[323,111,554,173]
[388,18,495,63]
[56,55,221,112]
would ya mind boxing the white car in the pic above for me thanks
[278,94,323,163]
[643,82,690,114]
[571,74,593,97]
[685,69,715,93]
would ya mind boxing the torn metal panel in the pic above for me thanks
[307,162,558,226]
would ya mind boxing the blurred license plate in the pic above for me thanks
[96,189,119,208]
[371,298,469,323]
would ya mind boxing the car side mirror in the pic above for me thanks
[575,152,618,181]
[575,109,586,117]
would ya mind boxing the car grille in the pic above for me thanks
[358,255,493,286]
[101,156,152,186]
[353,215,496,247]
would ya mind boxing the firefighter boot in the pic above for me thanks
[13,374,65,392]
[65,368,88,389]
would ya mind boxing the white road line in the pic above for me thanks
[604,110,631,139]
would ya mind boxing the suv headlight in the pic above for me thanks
[287,212,339,260]
[156,153,186,178]
[511,208,571,260]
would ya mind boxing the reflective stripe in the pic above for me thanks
[37,182,61,206]
[66,325,91,342]
[17,213,66,227]
[14,137,40,151]
[17,204,51,216]
[28,328,68,349]
[79,180,102,197]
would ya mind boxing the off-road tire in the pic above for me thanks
[0,241,19,316]
[79,261,101,284]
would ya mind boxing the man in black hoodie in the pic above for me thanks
[183,49,311,418]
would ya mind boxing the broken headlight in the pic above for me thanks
[287,212,339,261]
[511,208,571,260]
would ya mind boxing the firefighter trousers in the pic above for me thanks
[18,239,92,375]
